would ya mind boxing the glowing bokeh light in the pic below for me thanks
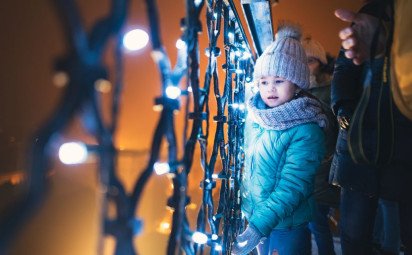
[123,29,149,51]
[175,38,186,49]
[154,162,170,175]
[59,142,88,165]
[192,231,208,244]
[165,86,181,99]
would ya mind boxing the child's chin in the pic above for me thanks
[265,101,280,108]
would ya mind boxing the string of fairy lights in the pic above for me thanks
[0,0,131,253]
[125,0,254,253]
[148,0,254,253]
[0,0,255,254]
[192,0,254,254]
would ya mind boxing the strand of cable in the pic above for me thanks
[193,1,224,254]
[223,3,252,253]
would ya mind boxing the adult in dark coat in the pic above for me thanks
[331,1,412,254]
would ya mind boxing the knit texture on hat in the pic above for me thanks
[302,36,327,64]
[253,23,310,90]
[247,93,328,130]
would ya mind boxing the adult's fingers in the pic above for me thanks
[344,50,364,66]
[335,8,358,23]
[339,27,354,40]
[353,56,365,66]
[344,49,356,59]
[342,37,357,50]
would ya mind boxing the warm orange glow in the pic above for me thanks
[187,203,197,210]
[94,79,112,93]
[10,174,23,185]
[0,172,25,185]
[153,104,164,112]
[157,221,171,235]
[52,71,69,88]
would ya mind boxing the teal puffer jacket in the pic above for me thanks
[241,117,325,236]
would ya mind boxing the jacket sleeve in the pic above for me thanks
[249,125,325,236]
[331,48,364,116]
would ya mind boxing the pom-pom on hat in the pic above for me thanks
[253,22,310,90]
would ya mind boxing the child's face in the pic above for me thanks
[258,76,297,108]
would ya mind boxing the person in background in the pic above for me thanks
[302,36,339,255]
[231,23,327,255]
[303,36,334,107]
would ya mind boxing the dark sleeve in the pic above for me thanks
[330,48,364,116]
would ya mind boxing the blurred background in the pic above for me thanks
[0,0,362,254]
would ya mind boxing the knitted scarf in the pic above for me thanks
[248,94,328,130]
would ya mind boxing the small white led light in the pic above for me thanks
[194,0,202,7]
[192,231,208,244]
[175,38,186,49]
[242,51,252,59]
[59,142,88,165]
[154,162,170,175]
[123,29,149,51]
[166,86,181,99]
[228,32,234,41]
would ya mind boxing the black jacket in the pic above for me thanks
[329,49,382,195]
[330,48,412,198]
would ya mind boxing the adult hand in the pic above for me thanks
[231,225,263,255]
[335,8,382,65]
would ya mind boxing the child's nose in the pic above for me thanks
[269,83,276,91]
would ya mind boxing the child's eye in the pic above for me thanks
[275,80,284,84]
[260,80,268,85]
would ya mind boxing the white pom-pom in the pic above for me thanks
[275,22,302,41]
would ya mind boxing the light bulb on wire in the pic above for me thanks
[58,142,88,165]
[154,162,170,175]
[175,38,186,49]
[166,86,181,99]
[192,231,208,244]
[123,29,149,51]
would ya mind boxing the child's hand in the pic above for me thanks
[231,225,263,255]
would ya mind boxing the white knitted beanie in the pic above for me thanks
[302,35,327,65]
[253,23,310,90]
